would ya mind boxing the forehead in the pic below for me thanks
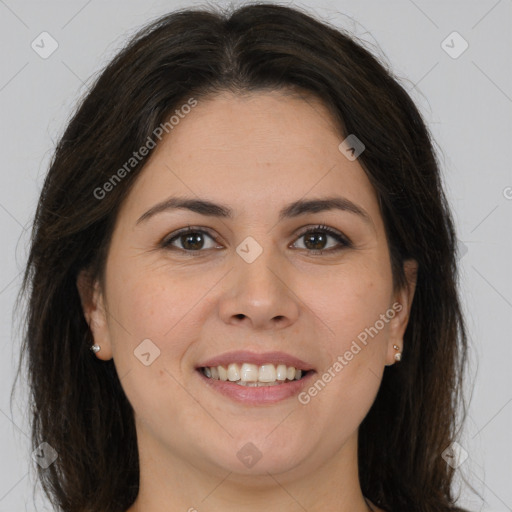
[118,90,381,225]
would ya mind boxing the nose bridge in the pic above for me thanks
[238,245,281,301]
[236,238,285,305]
[219,236,300,329]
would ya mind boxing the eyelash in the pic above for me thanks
[161,224,352,255]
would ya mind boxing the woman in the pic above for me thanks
[14,3,474,511]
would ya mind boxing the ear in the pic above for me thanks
[76,269,113,360]
[386,259,418,366]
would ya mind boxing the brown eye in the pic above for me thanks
[162,227,220,252]
[161,224,351,255]
[292,225,351,253]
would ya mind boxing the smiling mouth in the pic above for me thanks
[198,362,311,387]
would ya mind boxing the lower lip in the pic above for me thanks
[196,369,315,405]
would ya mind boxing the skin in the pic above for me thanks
[78,90,417,512]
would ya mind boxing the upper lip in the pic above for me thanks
[196,350,315,371]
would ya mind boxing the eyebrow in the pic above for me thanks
[136,195,374,228]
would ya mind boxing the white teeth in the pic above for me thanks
[276,364,287,381]
[235,380,281,387]
[259,364,277,382]
[201,362,308,385]
[227,363,240,382]
[240,363,259,382]
[218,365,228,381]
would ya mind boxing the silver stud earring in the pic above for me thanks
[90,344,101,354]
[393,344,402,362]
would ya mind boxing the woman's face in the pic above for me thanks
[80,90,416,482]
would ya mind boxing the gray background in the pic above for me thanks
[1,0,511,510]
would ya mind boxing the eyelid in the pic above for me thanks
[161,224,352,253]
[293,224,352,247]
[160,225,221,247]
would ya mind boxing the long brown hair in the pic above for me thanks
[13,3,476,511]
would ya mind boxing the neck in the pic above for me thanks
[127,424,373,512]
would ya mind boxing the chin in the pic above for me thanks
[202,437,309,478]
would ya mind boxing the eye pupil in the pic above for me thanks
[304,232,327,250]
[165,226,347,255]
[182,233,204,250]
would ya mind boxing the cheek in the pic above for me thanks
[305,262,393,353]
[107,261,202,338]
[105,263,219,377]
[104,270,197,415]
[298,268,390,429]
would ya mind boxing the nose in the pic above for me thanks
[218,247,300,331]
